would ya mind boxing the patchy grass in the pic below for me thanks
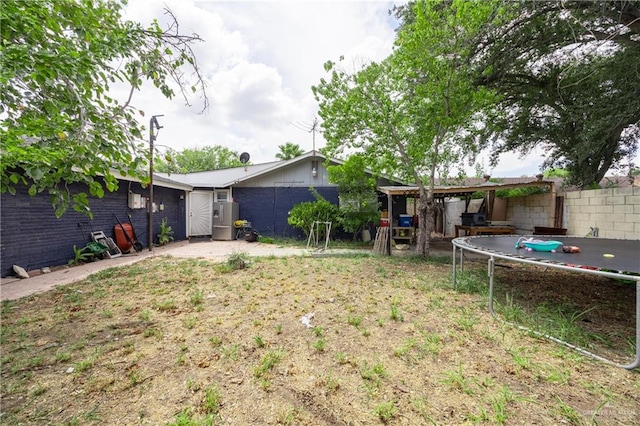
[0,255,638,425]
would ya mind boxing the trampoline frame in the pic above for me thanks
[452,236,640,370]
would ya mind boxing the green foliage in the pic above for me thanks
[314,0,499,255]
[201,384,221,416]
[0,0,207,216]
[157,218,174,246]
[495,186,547,198]
[257,236,275,244]
[275,142,304,161]
[253,349,284,379]
[155,146,244,173]
[327,154,380,240]
[69,245,93,266]
[469,1,640,188]
[225,251,250,271]
[374,400,398,423]
[68,242,107,265]
[287,188,340,237]
[543,168,569,179]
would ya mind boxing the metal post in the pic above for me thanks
[148,115,163,252]
[452,244,457,289]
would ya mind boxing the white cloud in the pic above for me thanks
[119,0,402,164]
[122,0,620,177]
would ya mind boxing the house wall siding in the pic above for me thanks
[232,186,339,238]
[234,159,334,188]
[1,180,187,277]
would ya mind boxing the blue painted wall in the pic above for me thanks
[1,178,187,277]
[232,186,339,239]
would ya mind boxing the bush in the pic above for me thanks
[225,251,250,270]
[287,189,340,237]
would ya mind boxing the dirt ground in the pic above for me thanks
[1,253,638,425]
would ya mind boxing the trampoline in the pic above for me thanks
[452,235,640,370]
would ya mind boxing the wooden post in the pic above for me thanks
[387,194,393,255]
[549,182,557,227]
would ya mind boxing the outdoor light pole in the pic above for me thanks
[149,115,164,252]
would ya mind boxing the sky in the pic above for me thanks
[120,0,549,177]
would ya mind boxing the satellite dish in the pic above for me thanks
[239,152,250,164]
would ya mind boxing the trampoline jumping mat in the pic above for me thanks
[455,235,640,275]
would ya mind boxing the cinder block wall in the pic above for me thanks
[563,187,640,239]
[505,193,554,234]
[445,187,640,240]
[503,187,640,239]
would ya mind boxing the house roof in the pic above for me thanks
[156,151,325,187]
[106,169,194,191]
[379,178,556,198]
[155,161,279,188]
[156,151,404,188]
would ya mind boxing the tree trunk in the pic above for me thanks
[415,191,435,257]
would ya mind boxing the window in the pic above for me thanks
[214,190,229,202]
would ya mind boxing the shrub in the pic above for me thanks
[287,188,340,237]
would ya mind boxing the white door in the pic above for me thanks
[189,191,213,236]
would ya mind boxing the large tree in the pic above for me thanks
[473,0,640,188]
[155,146,244,173]
[314,0,498,255]
[326,154,380,241]
[0,0,207,216]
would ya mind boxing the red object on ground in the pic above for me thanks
[114,223,135,252]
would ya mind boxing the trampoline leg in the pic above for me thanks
[452,245,457,290]
[488,257,496,317]
[620,281,640,370]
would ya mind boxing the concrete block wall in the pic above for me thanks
[444,186,640,240]
[504,193,554,234]
[564,187,640,239]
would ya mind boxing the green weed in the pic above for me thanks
[190,289,204,307]
[201,384,221,416]
[374,400,398,423]
[390,302,404,322]
[154,299,177,312]
[313,338,326,352]
[182,316,197,329]
[139,309,152,321]
[221,344,240,362]
[347,314,363,328]
[323,371,340,394]
[554,396,582,424]
[275,404,300,425]
[225,251,251,271]
[253,349,284,379]
[453,270,488,295]
[441,364,474,395]
[254,335,266,348]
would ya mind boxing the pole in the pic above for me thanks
[148,115,163,252]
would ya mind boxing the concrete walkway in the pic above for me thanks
[0,240,314,302]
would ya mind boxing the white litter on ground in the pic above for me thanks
[300,312,315,328]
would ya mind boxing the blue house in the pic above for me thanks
[0,173,191,278]
[1,152,402,277]
[158,151,400,239]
